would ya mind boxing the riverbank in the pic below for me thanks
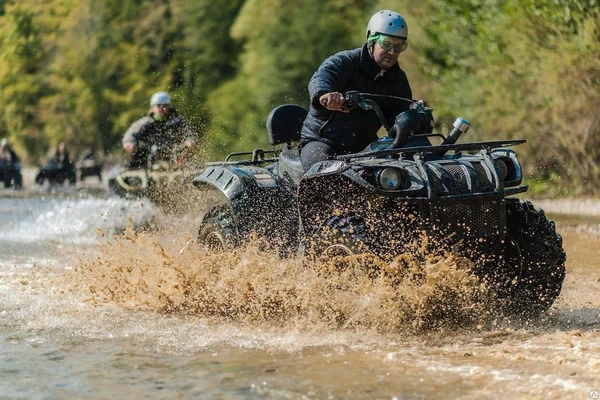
[527,198,600,217]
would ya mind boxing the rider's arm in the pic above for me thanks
[182,121,198,147]
[122,116,151,153]
[308,49,356,110]
[168,115,198,148]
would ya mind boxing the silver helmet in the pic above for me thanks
[150,91,171,107]
[366,10,408,39]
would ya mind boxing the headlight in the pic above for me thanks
[495,159,508,181]
[491,149,523,187]
[378,168,403,190]
[494,156,521,185]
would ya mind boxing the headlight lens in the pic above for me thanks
[379,168,403,190]
[495,159,508,181]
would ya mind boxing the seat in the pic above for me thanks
[267,104,308,147]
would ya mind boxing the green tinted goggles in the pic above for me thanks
[369,34,408,53]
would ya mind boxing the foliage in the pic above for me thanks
[203,0,370,157]
[0,2,50,157]
[410,0,600,195]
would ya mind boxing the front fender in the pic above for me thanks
[301,159,376,191]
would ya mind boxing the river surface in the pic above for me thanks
[0,188,599,399]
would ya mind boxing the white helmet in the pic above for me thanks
[150,91,171,106]
[0,138,7,147]
[366,10,408,39]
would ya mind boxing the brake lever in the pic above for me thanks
[339,90,361,112]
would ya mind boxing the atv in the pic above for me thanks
[107,143,200,202]
[76,149,103,183]
[0,159,22,189]
[35,159,77,186]
[193,92,566,317]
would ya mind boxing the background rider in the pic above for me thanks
[122,91,198,169]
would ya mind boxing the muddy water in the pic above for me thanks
[0,193,599,399]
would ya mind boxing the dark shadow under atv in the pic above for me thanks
[194,93,566,319]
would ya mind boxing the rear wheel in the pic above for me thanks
[10,170,22,189]
[198,205,238,251]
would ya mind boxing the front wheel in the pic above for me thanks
[67,169,77,186]
[305,212,371,260]
[108,178,127,198]
[492,199,566,317]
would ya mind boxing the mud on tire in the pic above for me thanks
[496,199,566,317]
[307,212,371,259]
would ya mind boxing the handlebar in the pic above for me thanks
[341,91,416,111]
[335,91,470,151]
[340,91,421,134]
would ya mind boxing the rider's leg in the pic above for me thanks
[300,140,337,171]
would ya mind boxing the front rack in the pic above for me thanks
[337,139,526,161]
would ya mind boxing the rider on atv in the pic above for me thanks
[300,9,422,170]
[35,141,77,186]
[0,138,23,189]
[122,91,198,169]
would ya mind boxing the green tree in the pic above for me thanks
[411,0,600,194]
[0,3,49,159]
[204,0,372,157]
[168,0,246,157]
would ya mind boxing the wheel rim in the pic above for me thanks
[204,230,227,251]
[322,243,355,258]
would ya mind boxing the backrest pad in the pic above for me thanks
[267,104,308,146]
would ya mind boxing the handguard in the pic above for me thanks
[388,102,434,149]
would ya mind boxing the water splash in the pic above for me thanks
[0,196,157,245]
[72,221,494,335]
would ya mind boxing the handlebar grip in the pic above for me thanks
[339,91,362,112]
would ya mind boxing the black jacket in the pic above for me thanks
[0,145,20,165]
[300,44,412,154]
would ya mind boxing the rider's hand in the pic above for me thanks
[123,142,135,153]
[319,92,346,112]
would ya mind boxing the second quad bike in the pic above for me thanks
[107,143,200,202]
[193,92,566,317]
[36,149,103,186]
